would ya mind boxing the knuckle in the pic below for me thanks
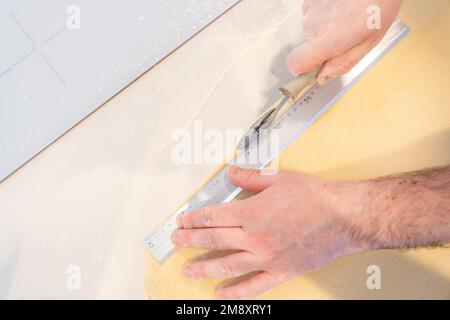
[205,230,217,249]
[244,232,261,246]
[257,234,271,247]
[202,206,214,226]
[241,205,261,222]
[248,235,278,261]
[253,235,273,253]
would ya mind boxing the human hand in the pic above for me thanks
[287,0,403,84]
[171,166,374,299]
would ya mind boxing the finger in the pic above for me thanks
[177,202,243,228]
[317,37,379,85]
[228,166,282,193]
[185,251,263,279]
[171,227,250,251]
[216,271,285,300]
[286,40,331,75]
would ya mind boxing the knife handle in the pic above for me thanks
[281,65,323,101]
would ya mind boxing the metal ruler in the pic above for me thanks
[144,19,410,263]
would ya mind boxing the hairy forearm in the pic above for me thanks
[350,166,450,250]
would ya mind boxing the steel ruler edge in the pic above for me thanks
[144,20,410,263]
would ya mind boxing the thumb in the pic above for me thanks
[286,40,330,75]
[227,166,282,192]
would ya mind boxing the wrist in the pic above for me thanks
[336,180,384,253]
[344,171,450,251]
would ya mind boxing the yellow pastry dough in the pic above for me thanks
[143,0,450,300]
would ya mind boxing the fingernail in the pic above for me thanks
[318,67,340,85]
[185,266,196,278]
[318,69,337,85]
[228,166,239,176]
[318,75,332,85]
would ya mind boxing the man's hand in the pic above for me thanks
[287,0,403,84]
[172,167,371,299]
[171,166,450,299]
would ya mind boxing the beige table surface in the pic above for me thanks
[144,0,450,299]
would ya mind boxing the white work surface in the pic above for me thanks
[0,0,303,299]
[0,0,240,182]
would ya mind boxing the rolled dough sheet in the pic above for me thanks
[144,0,450,299]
